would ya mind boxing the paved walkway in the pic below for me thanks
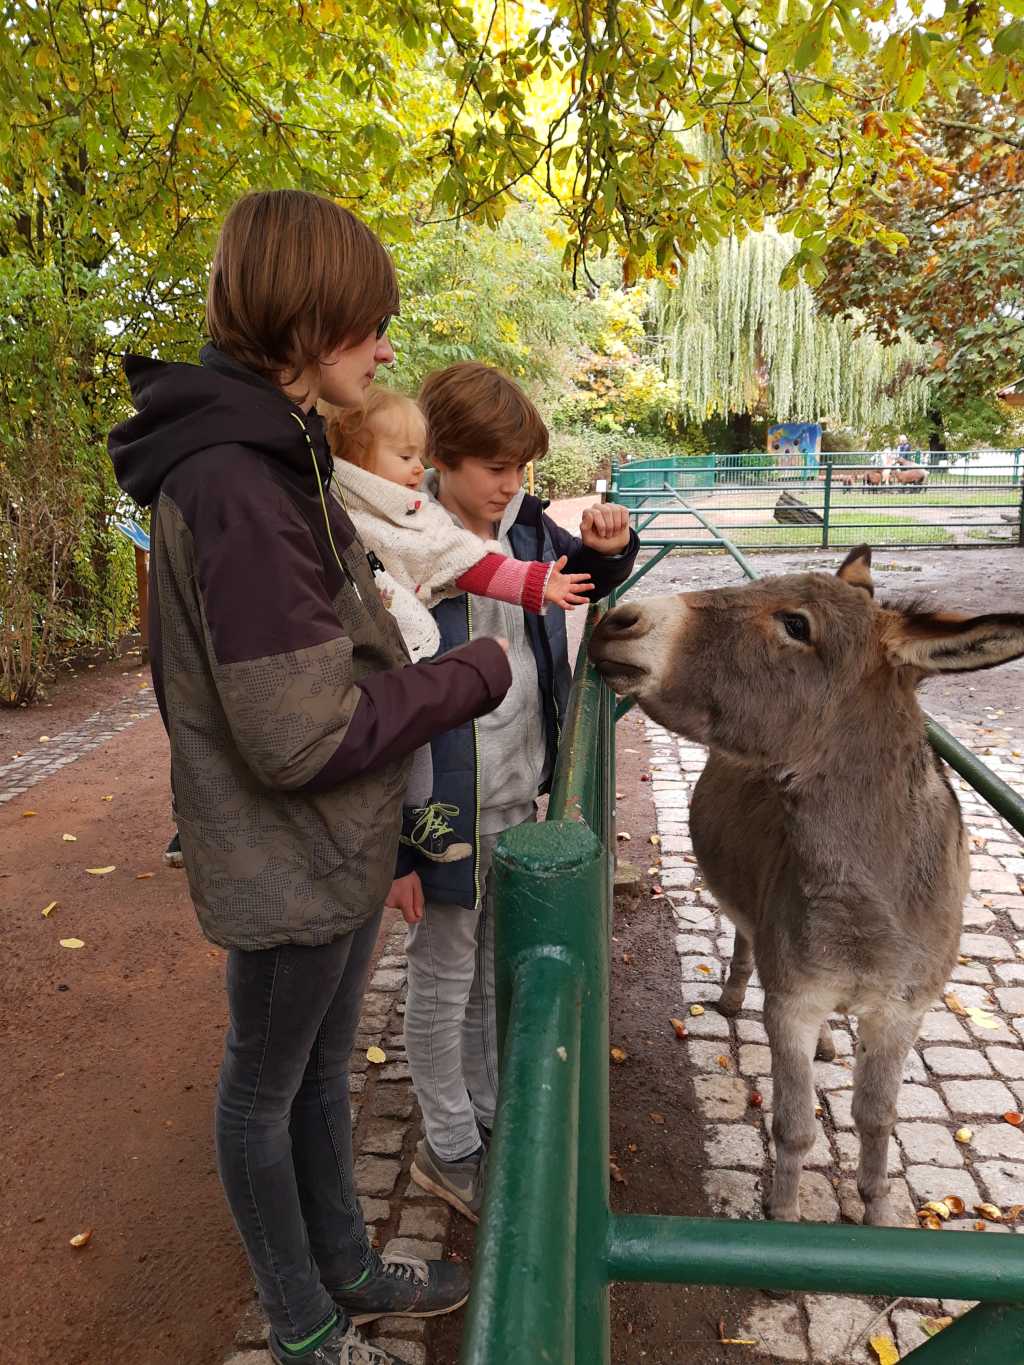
[646,711,1024,1362]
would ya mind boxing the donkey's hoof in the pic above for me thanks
[862,1198,901,1228]
[815,1033,836,1062]
[768,1201,801,1223]
[716,995,744,1018]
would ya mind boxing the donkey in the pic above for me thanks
[590,546,1024,1226]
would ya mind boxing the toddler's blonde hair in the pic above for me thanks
[322,387,425,472]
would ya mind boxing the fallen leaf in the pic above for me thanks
[101,795,113,802]
[135,872,155,880]
[696,964,713,975]
[61,833,77,842]
[1004,1112,1023,1126]
[555,1046,567,1061]
[622,952,633,964]
[647,866,659,875]
[944,992,966,1015]
[919,1200,951,1220]
[975,1202,1004,1221]
[975,1220,987,1231]
[649,1111,665,1124]
[39,735,50,742]
[627,1142,638,1153]
[22,810,37,818]
[652,885,664,896]
[869,1335,899,1365]
[958,954,972,964]
[40,901,58,917]
[69,1229,93,1248]
[965,1006,1000,1029]
[59,938,85,949]
[749,1091,764,1108]
[610,1046,628,1063]
[944,1195,966,1215]
[640,773,650,782]
[85,866,116,875]
[1006,1204,1024,1220]
[609,1160,626,1184]
[919,1213,943,1230]
[616,831,631,841]
[689,1004,705,1017]
[669,1017,687,1039]
[954,1126,973,1144]
[920,1317,953,1338]
[365,1046,387,1064]
[649,834,661,846]
[716,1055,731,1070]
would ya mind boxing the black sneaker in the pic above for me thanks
[329,1248,470,1326]
[269,1320,412,1364]
[399,803,472,864]
[163,831,184,868]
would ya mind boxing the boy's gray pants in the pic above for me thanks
[404,831,501,1163]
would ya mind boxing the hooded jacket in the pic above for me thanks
[108,346,510,949]
[418,477,639,910]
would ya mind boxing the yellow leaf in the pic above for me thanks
[649,834,661,845]
[62,833,78,842]
[869,1334,899,1365]
[366,1046,387,1064]
[610,1046,628,1063]
[85,866,116,875]
[135,872,155,880]
[921,1200,951,1220]
[39,735,50,742]
[920,1316,953,1338]
[69,1229,93,1248]
[944,993,966,1015]
[696,964,713,975]
[689,1004,705,1017]
[102,795,113,802]
[41,901,58,917]
[954,1127,973,1144]
[965,1006,1000,1029]
[59,938,85,949]
[22,810,37,818]
[945,1195,966,1215]
[975,1202,1003,1221]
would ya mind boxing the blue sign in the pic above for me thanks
[767,423,821,471]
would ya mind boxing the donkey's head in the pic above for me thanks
[590,546,1024,772]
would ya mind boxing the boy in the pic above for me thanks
[108,192,512,1365]
[402,362,638,1219]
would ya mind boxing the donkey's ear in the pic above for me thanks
[886,611,1024,674]
[836,544,874,597]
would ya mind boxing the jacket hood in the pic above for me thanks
[108,345,331,507]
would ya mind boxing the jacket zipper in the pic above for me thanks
[290,411,358,589]
[466,593,482,907]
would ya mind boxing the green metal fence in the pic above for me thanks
[460,514,1024,1364]
[614,452,1024,550]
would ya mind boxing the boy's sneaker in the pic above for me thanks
[410,1138,485,1223]
[400,803,472,864]
[330,1248,470,1325]
[269,1318,412,1364]
[163,831,184,868]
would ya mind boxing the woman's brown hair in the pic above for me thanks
[418,363,549,468]
[206,190,399,386]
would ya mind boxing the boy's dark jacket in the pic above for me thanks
[108,346,510,949]
[414,497,639,909]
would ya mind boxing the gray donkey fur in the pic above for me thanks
[590,545,1024,1225]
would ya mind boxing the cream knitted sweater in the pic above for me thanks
[331,460,550,661]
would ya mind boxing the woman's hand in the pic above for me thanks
[544,555,593,610]
[386,871,424,924]
[580,503,630,555]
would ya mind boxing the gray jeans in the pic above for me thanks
[404,832,500,1163]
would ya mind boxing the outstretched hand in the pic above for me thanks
[580,503,630,555]
[544,555,594,610]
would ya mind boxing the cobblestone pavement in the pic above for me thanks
[0,687,160,802]
[646,711,1024,1363]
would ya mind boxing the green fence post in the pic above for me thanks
[1018,461,1024,548]
[462,820,610,1365]
[899,1303,1024,1362]
[821,460,833,549]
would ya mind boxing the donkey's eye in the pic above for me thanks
[779,612,812,644]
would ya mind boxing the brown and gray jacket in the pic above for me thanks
[109,347,510,950]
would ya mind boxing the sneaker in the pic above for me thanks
[399,803,472,864]
[269,1319,412,1364]
[410,1138,485,1223]
[163,831,184,868]
[330,1248,470,1326]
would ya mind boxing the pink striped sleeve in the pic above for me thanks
[456,553,552,614]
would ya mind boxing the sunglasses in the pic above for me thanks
[376,314,392,340]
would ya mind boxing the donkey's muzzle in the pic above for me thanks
[589,604,652,689]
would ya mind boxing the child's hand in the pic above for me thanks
[544,555,594,610]
[580,503,630,555]
[386,871,424,925]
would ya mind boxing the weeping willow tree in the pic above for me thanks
[653,229,933,432]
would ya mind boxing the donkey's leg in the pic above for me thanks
[765,997,822,1222]
[815,1020,836,1062]
[852,1010,923,1227]
[717,928,754,1017]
